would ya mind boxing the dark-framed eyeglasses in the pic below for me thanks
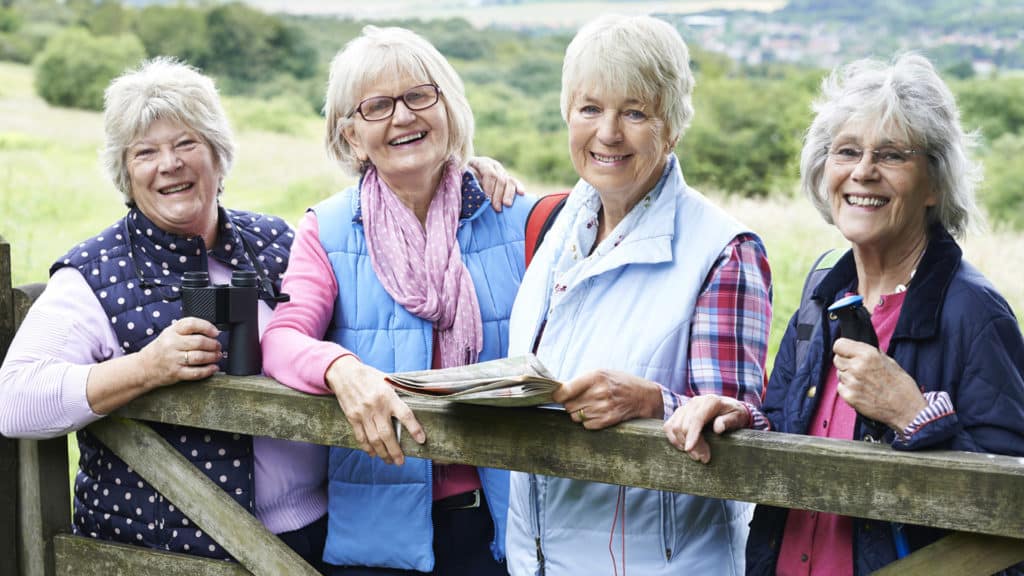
[825,144,926,168]
[349,84,442,122]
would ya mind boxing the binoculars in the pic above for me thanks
[181,270,261,376]
[827,294,878,347]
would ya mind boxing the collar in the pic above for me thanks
[812,222,962,340]
[351,170,489,223]
[124,205,255,295]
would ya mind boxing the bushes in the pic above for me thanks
[980,133,1024,230]
[34,27,144,110]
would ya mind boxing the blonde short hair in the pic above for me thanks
[324,25,474,175]
[102,57,235,206]
[800,53,982,238]
[561,15,695,144]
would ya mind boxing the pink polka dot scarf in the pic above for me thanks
[360,160,482,368]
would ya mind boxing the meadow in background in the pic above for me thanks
[2,58,1021,370]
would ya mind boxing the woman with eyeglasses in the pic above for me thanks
[664,53,1024,575]
[261,25,533,575]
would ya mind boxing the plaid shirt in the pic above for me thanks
[660,233,772,429]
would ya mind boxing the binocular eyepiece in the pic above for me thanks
[181,270,261,376]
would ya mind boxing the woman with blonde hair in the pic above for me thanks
[505,14,772,575]
[262,26,533,575]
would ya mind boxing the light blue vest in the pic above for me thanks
[312,182,532,571]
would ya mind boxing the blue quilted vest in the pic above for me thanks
[313,173,532,571]
[52,205,291,559]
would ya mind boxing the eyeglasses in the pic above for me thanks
[349,84,442,122]
[825,144,926,168]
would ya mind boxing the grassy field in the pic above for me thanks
[2,58,1023,359]
[3,58,1023,493]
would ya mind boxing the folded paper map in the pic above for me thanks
[387,354,560,407]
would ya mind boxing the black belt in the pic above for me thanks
[435,488,482,511]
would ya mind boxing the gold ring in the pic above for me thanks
[184,350,191,366]
[577,408,586,422]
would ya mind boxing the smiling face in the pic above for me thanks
[127,117,220,242]
[567,90,670,208]
[826,119,937,251]
[343,75,450,193]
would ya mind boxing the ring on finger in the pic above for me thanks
[184,350,191,366]
[576,408,587,422]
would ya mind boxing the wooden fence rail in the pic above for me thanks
[2,235,1023,576]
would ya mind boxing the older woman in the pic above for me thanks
[261,26,533,575]
[665,54,1024,574]
[0,58,329,565]
[505,15,772,576]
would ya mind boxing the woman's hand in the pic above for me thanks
[832,338,927,430]
[553,369,664,430]
[664,395,750,464]
[137,317,222,389]
[325,355,426,465]
[467,155,525,211]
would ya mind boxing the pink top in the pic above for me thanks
[262,211,481,501]
[0,258,327,534]
[776,290,906,576]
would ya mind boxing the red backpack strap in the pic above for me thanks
[525,192,569,267]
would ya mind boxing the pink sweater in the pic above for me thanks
[262,211,481,500]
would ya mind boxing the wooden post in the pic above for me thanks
[0,236,20,576]
[1,237,71,576]
[17,437,70,576]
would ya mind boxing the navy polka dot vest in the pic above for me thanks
[52,205,292,559]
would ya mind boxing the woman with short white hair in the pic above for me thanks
[505,14,772,575]
[262,25,533,575]
[0,57,329,566]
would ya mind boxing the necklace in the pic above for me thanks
[894,242,927,293]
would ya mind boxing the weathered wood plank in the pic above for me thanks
[86,418,318,576]
[117,375,1024,540]
[17,437,70,576]
[0,437,17,576]
[54,534,250,576]
[0,237,18,576]
[0,237,14,359]
[873,532,1024,576]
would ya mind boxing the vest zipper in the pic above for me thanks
[529,474,545,575]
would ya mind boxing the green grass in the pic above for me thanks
[3,60,1023,493]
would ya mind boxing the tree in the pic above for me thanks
[980,133,1024,230]
[204,3,315,87]
[133,5,209,66]
[34,27,145,110]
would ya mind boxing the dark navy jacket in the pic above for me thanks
[746,224,1024,575]
[52,206,291,560]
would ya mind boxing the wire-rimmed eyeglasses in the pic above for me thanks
[349,84,442,122]
[825,144,927,168]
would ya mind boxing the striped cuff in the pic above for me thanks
[742,402,770,431]
[896,391,955,443]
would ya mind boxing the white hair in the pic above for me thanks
[102,57,235,206]
[800,53,982,238]
[561,15,695,144]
